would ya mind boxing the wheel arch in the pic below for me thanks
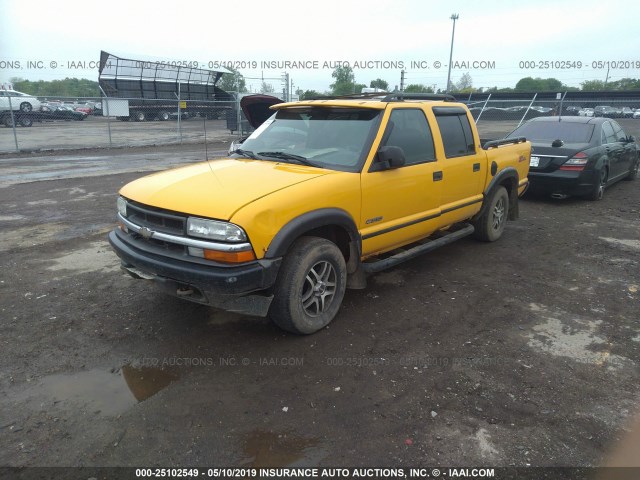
[264,208,361,273]
[475,167,520,222]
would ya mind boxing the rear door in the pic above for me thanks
[611,120,634,177]
[601,121,626,179]
[430,106,485,223]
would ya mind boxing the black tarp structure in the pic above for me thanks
[98,51,233,101]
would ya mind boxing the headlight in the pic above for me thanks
[187,217,247,242]
[117,197,127,217]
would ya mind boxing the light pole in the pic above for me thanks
[446,13,459,94]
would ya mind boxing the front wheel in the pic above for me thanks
[269,237,347,334]
[625,159,639,181]
[473,186,509,242]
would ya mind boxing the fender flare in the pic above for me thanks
[474,167,520,222]
[264,208,361,261]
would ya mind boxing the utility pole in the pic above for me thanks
[446,13,459,93]
[400,70,405,92]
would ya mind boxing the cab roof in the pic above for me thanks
[272,92,460,111]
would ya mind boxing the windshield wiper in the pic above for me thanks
[257,151,320,168]
[232,148,260,160]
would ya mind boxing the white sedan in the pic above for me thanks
[0,90,42,112]
[578,108,594,117]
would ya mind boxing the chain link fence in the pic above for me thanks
[472,96,640,141]
[0,94,255,153]
[2,93,639,154]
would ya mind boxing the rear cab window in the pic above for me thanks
[433,107,476,158]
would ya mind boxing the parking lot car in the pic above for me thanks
[594,105,623,118]
[634,110,640,119]
[621,107,635,118]
[578,108,594,117]
[507,117,639,200]
[109,93,531,334]
[39,105,88,121]
[0,89,42,112]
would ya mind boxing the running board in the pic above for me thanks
[361,224,475,274]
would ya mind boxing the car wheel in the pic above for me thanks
[19,117,33,127]
[19,102,33,113]
[158,111,170,121]
[587,168,608,201]
[268,237,347,335]
[625,159,639,181]
[3,116,15,128]
[473,186,509,242]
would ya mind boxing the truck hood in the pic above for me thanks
[119,158,329,220]
[241,94,282,128]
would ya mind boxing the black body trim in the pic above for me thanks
[362,198,482,240]
[264,208,361,259]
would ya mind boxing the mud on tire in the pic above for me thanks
[268,237,347,334]
[473,186,509,242]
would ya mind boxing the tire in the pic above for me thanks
[473,186,509,242]
[19,117,33,127]
[268,237,347,334]
[586,167,607,201]
[158,111,170,121]
[19,102,33,113]
[133,111,146,122]
[3,116,15,128]
[624,159,639,181]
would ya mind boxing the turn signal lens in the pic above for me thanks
[203,249,256,263]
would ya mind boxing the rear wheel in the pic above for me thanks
[158,111,170,121]
[587,168,607,200]
[3,116,15,127]
[269,237,346,335]
[19,116,33,127]
[19,102,32,112]
[473,186,509,242]
[132,111,146,122]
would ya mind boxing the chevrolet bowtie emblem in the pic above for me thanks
[139,226,154,239]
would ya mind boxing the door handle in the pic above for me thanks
[473,163,480,172]
[433,171,443,181]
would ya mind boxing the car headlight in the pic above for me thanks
[117,196,127,217]
[187,217,247,242]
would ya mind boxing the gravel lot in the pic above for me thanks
[0,138,639,472]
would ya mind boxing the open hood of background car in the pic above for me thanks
[241,94,282,128]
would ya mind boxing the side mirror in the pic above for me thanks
[374,146,406,171]
[628,135,636,143]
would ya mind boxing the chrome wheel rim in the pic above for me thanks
[492,197,506,231]
[301,261,337,317]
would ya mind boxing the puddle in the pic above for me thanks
[13,365,179,416]
[47,240,120,274]
[526,303,632,370]
[240,430,326,467]
[599,237,640,251]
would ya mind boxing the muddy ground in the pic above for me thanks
[0,141,639,471]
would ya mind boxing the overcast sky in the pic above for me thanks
[1,0,639,93]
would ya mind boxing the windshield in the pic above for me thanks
[508,121,595,143]
[237,107,382,172]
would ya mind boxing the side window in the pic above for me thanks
[435,112,476,158]
[381,109,436,165]
[611,121,626,142]
[601,122,617,144]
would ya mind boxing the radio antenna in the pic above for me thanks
[203,115,208,160]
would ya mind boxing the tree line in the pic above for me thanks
[8,69,640,99]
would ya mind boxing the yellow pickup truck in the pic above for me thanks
[109,93,531,334]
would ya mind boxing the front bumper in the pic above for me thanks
[108,229,281,316]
